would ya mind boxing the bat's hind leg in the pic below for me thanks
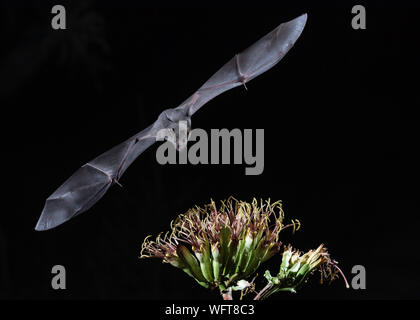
[235,54,248,90]
[112,178,123,187]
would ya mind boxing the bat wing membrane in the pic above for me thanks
[178,14,307,116]
[36,127,156,230]
[36,165,112,230]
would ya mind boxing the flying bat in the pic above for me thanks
[35,14,307,231]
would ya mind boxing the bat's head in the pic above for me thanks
[160,108,192,151]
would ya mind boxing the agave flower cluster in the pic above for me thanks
[141,198,300,293]
[255,244,350,300]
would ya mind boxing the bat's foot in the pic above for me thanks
[235,54,249,91]
[241,79,248,91]
[113,178,123,187]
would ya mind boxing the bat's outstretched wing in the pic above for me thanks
[176,14,307,116]
[35,126,156,230]
[36,14,307,231]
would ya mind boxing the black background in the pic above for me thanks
[0,0,415,301]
